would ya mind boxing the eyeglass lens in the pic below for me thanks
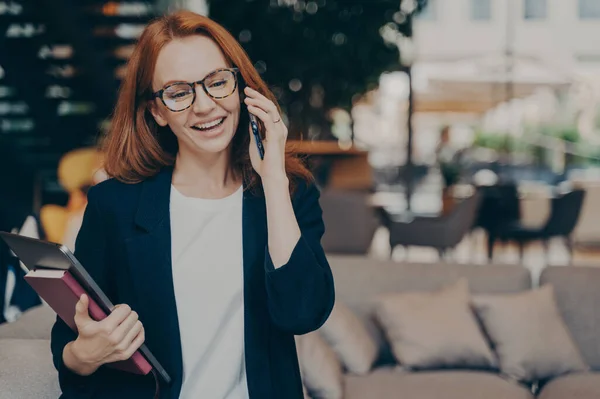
[162,70,237,111]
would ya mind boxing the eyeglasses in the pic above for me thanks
[151,67,239,112]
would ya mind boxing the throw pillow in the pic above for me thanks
[302,384,311,399]
[295,332,343,399]
[319,301,378,375]
[472,284,589,383]
[374,278,497,370]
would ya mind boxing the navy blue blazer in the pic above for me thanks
[50,166,335,398]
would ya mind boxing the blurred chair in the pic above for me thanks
[39,205,70,244]
[378,192,481,260]
[473,183,521,260]
[319,189,379,255]
[571,183,600,245]
[493,189,585,264]
[39,147,103,246]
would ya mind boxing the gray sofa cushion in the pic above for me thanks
[472,285,588,383]
[328,256,531,365]
[374,279,496,371]
[344,367,534,399]
[538,373,600,399]
[319,301,378,375]
[540,267,600,370]
[0,339,60,399]
[0,305,55,340]
[296,332,344,399]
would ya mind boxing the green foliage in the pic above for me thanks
[473,130,515,152]
[556,127,580,143]
[536,125,581,143]
[208,0,427,136]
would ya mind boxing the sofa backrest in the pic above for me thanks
[0,305,55,340]
[326,255,532,365]
[540,266,600,371]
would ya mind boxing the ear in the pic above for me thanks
[147,99,168,127]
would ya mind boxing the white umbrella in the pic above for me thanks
[413,54,572,113]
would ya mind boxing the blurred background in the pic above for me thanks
[3,1,600,398]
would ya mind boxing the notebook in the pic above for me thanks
[24,268,152,375]
[0,231,171,384]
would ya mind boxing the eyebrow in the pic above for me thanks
[158,67,230,89]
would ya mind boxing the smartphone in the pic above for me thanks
[249,112,265,160]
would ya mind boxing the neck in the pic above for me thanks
[172,146,240,194]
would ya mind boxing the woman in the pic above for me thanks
[50,10,335,399]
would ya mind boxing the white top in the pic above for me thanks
[169,184,248,399]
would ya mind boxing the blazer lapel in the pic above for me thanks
[241,186,267,283]
[242,187,272,398]
[124,166,184,392]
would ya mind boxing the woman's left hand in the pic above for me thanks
[244,87,288,182]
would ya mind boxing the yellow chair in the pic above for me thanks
[40,148,104,244]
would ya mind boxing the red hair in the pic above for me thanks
[102,10,312,194]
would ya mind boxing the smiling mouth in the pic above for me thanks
[191,117,226,132]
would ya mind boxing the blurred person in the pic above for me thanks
[51,10,334,399]
[435,125,455,164]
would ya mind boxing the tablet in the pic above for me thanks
[0,231,172,385]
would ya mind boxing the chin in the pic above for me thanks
[189,132,235,155]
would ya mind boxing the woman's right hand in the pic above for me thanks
[63,294,145,376]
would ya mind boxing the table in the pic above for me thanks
[287,140,372,190]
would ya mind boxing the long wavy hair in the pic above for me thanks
[102,10,312,194]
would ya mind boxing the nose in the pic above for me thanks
[191,85,216,114]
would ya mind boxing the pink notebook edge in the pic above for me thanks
[24,269,152,375]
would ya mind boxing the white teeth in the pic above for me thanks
[195,118,224,130]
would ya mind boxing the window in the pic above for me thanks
[524,0,547,20]
[417,0,437,21]
[471,0,492,21]
[579,0,600,19]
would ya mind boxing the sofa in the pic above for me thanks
[324,256,600,399]
[1,255,600,398]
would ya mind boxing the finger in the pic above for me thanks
[117,320,143,352]
[243,87,276,107]
[243,95,278,116]
[111,311,139,343]
[102,304,132,332]
[74,294,92,327]
[119,328,145,362]
[247,105,274,131]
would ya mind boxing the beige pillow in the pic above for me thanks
[374,279,497,370]
[318,301,378,375]
[295,332,343,399]
[472,285,589,383]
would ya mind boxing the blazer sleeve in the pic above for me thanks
[264,180,335,335]
[50,186,110,397]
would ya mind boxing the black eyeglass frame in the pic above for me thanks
[151,67,240,112]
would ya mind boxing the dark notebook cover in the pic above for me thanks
[24,268,152,375]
